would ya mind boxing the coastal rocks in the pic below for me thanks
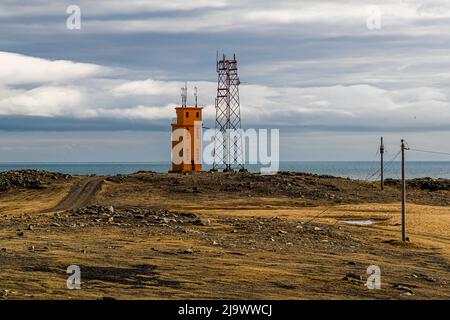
[385,177,450,192]
[0,170,71,192]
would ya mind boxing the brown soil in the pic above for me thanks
[46,177,103,212]
[0,171,449,300]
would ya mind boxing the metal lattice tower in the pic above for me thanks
[213,53,245,172]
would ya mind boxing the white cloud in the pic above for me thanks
[0,51,108,85]
[1,51,450,132]
[0,0,228,17]
[112,79,181,97]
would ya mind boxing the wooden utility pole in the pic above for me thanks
[401,139,408,242]
[380,137,384,190]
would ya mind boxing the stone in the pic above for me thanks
[393,284,414,294]
[16,231,24,237]
[27,225,34,231]
[344,272,363,281]
[194,218,210,226]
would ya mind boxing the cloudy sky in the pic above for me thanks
[1,0,450,162]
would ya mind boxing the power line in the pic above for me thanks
[304,207,332,225]
[409,148,450,156]
[364,150,401,180]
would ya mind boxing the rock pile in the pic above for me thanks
[385,177,450,191]
[0,170,71,192]
[51,205,202,229]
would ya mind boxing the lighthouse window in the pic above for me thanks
[186,112,189,118]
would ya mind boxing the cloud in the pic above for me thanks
[0,0,228,17]
[1,1,450,135]
[1,51,450,134]
[112,79,182,97]
[0,86,86,117]
[0,51,108,85]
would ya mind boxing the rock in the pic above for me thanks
[107,206,114,214]
[212,241,219,246]
[27,225,34,231]
[0,170,66,192]
[161,217,170,224]
[183,248,193,254]
[393,284,414,294]
[278,230,288,235]
[344,272,363,281]
[28,245,35,251]
[0,290,9,298]
[314,227,322,231]
[194,218,210,226]
[16,231,24,237]
[179,212,198,218]
[50,223,61,227]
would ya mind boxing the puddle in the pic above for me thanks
[341,219,377,226]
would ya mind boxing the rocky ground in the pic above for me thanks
[0,170,449,299]
[0,170,71,192]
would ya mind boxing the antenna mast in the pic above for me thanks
[212,53,244,172]
[194,86,198,107]
[181,82,188,107]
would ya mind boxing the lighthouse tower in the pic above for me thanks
[171,84,203,173]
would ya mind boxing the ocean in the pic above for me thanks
[1,161,450,180]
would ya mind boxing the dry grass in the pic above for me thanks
[0,175,449,300]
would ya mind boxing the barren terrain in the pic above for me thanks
[0,170,449,299]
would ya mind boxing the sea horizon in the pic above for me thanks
[1,161,450,180]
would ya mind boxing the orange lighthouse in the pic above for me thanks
[171,85,203,173]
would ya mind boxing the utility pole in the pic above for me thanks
[401,139,408,242]
[380,136,384,190]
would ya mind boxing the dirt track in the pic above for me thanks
[0,171,449,299]
[46,177,103,212]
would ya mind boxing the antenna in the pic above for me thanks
[213,52,245,172]
[194,86,198,107]
[185,82,188,107]
[216,50,219,73]
[181,82,188,107]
